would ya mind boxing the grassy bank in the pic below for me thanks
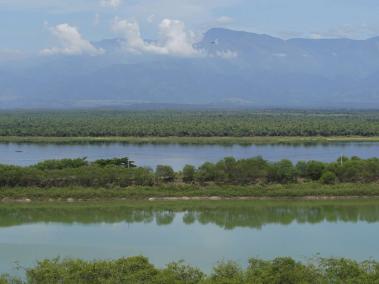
[3,255,379,283]
[1,183,379,201]
[2,135,379,144]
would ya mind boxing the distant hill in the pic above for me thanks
[1,28,379,109]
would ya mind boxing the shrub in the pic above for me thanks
[182,165,196,183]
[320,171,337,184]
[155,165,175,183]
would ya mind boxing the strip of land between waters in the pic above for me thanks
[1,184,379,202]
[147,195,379,201]
[1,196,379,203]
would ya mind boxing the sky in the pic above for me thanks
[1,0,379,53]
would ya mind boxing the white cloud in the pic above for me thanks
[100,0,121,8]
[216,16,233,25]
[112,18,202,57]
[41,24,104,56]
[41,24,104,55]
[147,14,155,23]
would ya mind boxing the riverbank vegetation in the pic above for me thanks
[1,183,379,201]
[2,110,379,138]
[2,256,379,283]
[1,156,379,188]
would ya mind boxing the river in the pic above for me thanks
[1,142,379,170]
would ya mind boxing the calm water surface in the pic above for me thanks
[1,142,379,169]
[1,200,379,275]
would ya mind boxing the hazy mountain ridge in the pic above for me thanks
[1,28,379,109]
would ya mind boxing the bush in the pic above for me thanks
[269,160,296,183]
[155,165,175,183]
[182,165,196,183]
[34,158,88,170]
[320,171,337,184]
[94,158,136,168]
[164,261,205,284]
[210,261,244,283]
[305,161,325,180]
[17,256,379,284]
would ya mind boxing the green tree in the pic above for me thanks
[94,157,136,168]
[155,165,175,183]
[195,162,217,184]
[182,165,196,183]
[306,161,325,180]
[269,160,296,183]
[320,171,337,184]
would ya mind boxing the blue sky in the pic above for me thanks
[1,0,379,52]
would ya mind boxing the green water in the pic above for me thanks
[1,200,379,275]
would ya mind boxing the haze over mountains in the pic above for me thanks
[2,28,379,109]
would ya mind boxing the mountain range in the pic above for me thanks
[2,28,379,109]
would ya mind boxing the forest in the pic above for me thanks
[1,110,379,137]
[0,156,379,188]
[2,256,379,283]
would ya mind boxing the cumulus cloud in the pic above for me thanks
[41,24,104,56]
[100,0,121,8]
[112,18,202,57]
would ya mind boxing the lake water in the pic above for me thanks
[1,142,379,170]
[1,200,379,275]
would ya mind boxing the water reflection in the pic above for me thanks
[1,200,379,229]
[1,200,379,275]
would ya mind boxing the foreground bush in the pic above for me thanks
[4,256,379,283]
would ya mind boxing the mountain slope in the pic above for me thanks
[1,28,379,108]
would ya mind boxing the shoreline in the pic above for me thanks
[147,195,379,201]
[1,135,379,145]
[3,195,377,203]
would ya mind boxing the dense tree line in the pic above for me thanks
[183,156,379,185]
[1,156,379,188]
[1,110,379,137]
[3,256,379,283]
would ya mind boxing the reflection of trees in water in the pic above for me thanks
[155,211,175,225]
[0,202,378,229]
